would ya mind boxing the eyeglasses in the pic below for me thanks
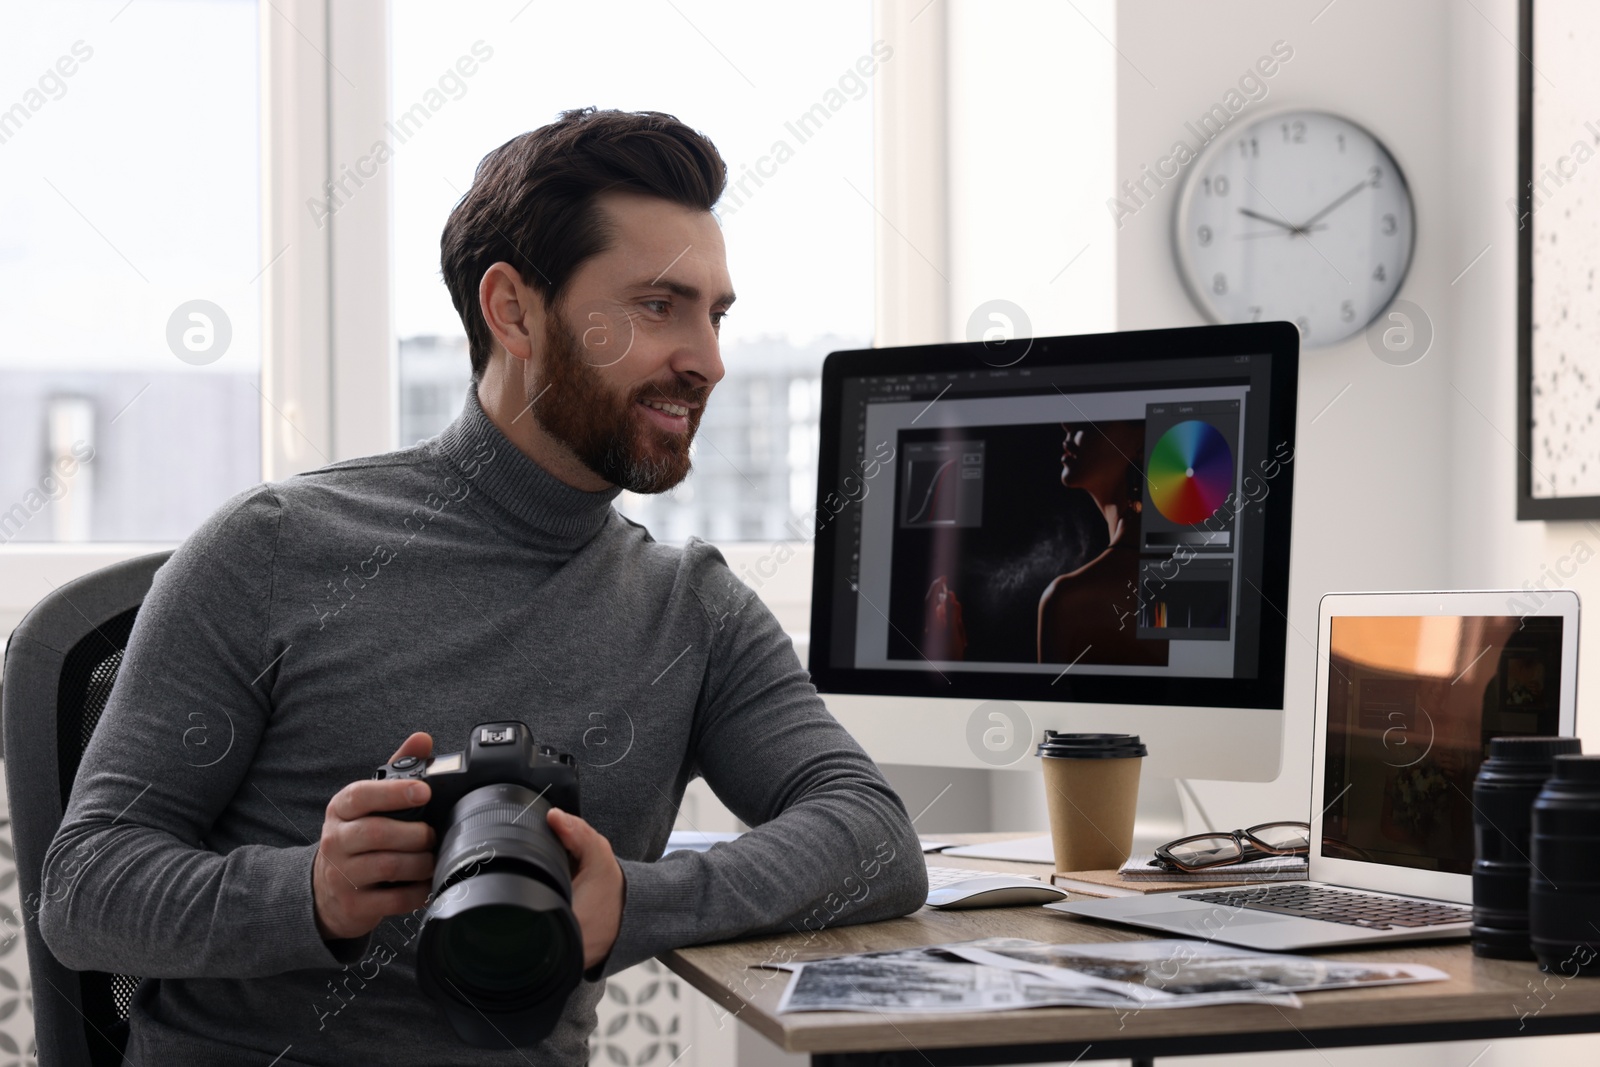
[1152,821,1310,872]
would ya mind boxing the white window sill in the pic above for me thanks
[0,544,178,645]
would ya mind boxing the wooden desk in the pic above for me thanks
[660,836,1600,1065]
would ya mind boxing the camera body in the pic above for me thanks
[375,721,581,830]
[372,721,585,1047]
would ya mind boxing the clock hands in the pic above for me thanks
[1234,178,1371,239]
[1236,206,1304,235]
[1236,224,1327,240]
[1295,179,1371,232]
[1233,175,1351,284]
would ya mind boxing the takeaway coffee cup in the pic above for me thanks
[1036,732,1147,872]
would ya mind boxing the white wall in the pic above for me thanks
[1114,0,1457,832]
[946,0,1117,341]
[1446,2,1599,761]
[1110,2,1597,1065]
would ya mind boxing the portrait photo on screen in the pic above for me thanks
[885,419,1170,668]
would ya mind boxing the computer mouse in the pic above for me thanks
[925,876,1070,910]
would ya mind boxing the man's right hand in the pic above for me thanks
[313,732,438,942]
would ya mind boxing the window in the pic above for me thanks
[0,0,261,545]
[390,0,875,541]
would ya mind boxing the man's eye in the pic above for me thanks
[711,311,728,327]
[643,299,671,315]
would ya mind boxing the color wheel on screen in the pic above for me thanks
[1147,420,1234,525]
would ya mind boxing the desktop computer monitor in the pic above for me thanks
[807,321,1300,783]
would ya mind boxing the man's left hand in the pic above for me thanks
[546,808,624,973]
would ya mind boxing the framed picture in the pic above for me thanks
[1518,0,1600,518]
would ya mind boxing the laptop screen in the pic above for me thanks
[1319,614,1564,876]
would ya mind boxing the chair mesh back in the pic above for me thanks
[106,973,140,1019]
[54,607,143,1033]
[56,609,137,800]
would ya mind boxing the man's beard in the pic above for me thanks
[529,308,707,494]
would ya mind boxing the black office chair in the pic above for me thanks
[1,551,173,1067]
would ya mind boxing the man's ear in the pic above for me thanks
[479,262,542,365]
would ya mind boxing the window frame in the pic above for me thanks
[0,0,388,622]
[264,0,394,478]
[1,0,943,638]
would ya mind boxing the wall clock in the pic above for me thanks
[1174,108,1416,348]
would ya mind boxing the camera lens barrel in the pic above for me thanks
[1471,736,1582,959]
[417,782,585,1045]
[1529,754,1600,976]
[431,783,575,900]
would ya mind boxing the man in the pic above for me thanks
[41,107,926,1065]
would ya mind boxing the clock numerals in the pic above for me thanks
[1175,111,1413,348]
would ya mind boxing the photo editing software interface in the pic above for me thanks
[821,351,1290,684]
[1320,614,1565,876]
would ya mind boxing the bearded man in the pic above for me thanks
[41,107,925,1067]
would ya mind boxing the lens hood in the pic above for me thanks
[417,781,584,1045]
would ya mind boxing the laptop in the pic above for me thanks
[1048,589,1580,950]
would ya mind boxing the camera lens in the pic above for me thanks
[1471,736,1581,959]
[417,783,584,1042]
[445,907,554,991]
[433,901,577,1003]
[1530,755,1600,976]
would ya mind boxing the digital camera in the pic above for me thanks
[375,721,583,1046]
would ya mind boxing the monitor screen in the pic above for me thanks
[807,322,1299,710]
[1319,614,1566,876]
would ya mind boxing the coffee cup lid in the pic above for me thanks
[1035,731,1147,759]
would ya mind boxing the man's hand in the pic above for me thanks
[313,732,437,942]
[546,808,624,972]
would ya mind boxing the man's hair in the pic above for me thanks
[441,107,728,381]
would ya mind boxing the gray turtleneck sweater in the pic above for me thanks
[40,392,926,1066]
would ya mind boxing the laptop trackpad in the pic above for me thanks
[1136,909,1286,931]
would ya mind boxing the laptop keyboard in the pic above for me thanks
[1178,884,1471,930]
